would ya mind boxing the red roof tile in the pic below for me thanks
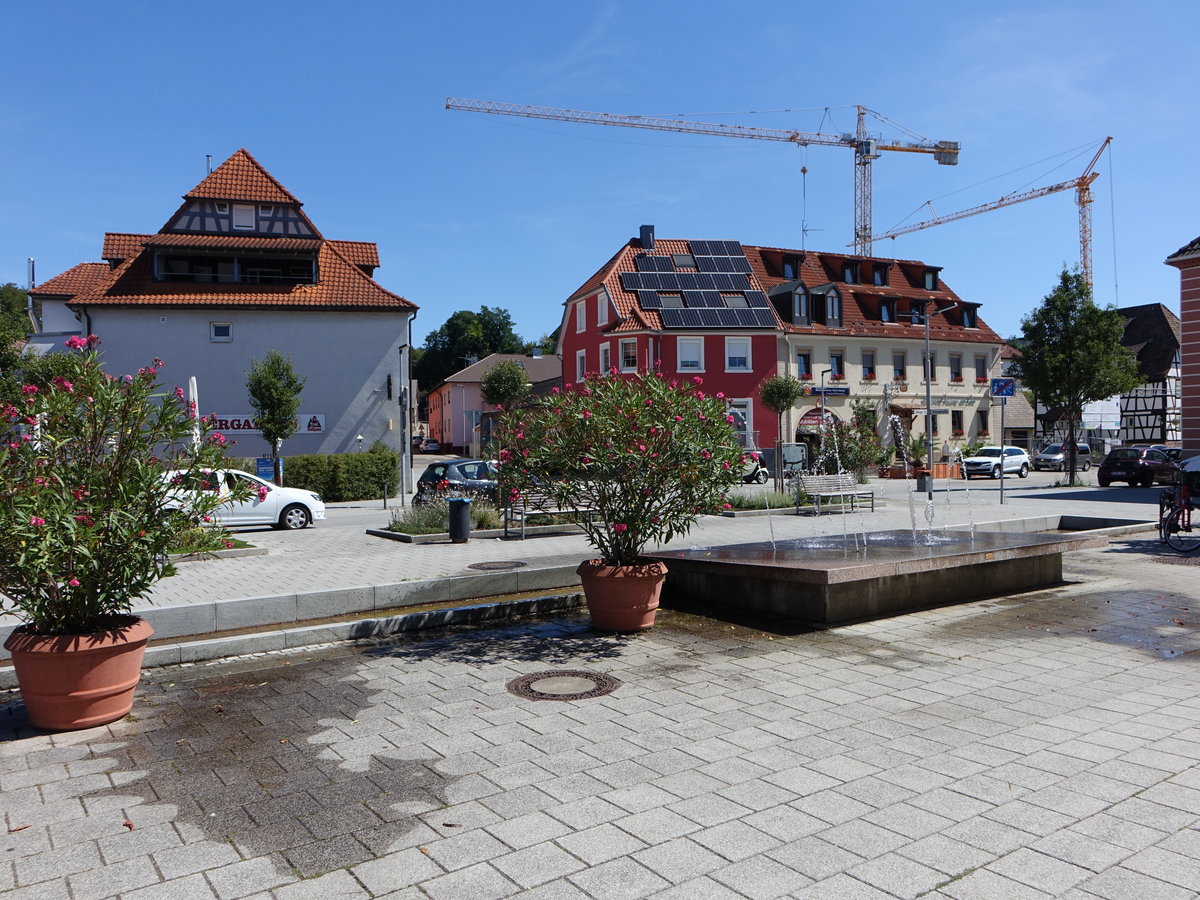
[102,233,145,261]
[66,242,413,311]
[186,149,299,205]
[327,240,380,268]
[31,263,111,297]
[142,234,322,251]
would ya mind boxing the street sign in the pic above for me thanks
[809,387,851,396]
[990,377,1016,398]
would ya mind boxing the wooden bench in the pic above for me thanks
[798,473,875,515]
[503,490,595,539]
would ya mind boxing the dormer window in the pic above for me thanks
[793,286,809,326]
[880,298,896,323]
[843,262,859,284]
[961,306,977,328]
[909,302,925,325]
[923,269,939,290]
[782,256,802,280]
[259,205,274,217]
[873,264,889,286]
[823,287,842,327]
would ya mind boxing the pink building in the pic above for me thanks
[1166,238,1200,458]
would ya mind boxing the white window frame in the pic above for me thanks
[861,350,876,380]
[677,337,704,373]
[975,354,988,380]
[619,339,638,373]
[575,301,586,333]
[599,342,611,375]
[726,399,753,448]
[892,351,906,381]
[597,295,608,327]
[828,350,845,379]
[725,337,751,372]
[575,349,587,381]
[209,322,233,342]
[232,204,255,230]
[796,350,812,378]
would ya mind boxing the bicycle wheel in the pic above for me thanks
[1165,507,1200,552]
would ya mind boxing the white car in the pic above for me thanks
[164,469,326,530]
[962,446,1031,479]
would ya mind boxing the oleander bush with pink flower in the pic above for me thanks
[494,369,747,566]
[0,336,249,635]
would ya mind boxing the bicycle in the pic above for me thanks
[1158,476,1200,552]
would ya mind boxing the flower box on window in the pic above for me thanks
[950,376,964,383]
[978,430,990,437]
[830,374,845,381]
[952,429,965,437]
[799,373,812,381]
[863,373,877,381]
[975,377,988,384]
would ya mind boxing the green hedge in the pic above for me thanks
[281,442,401,502]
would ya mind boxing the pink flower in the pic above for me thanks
[21,384,37,396]
[726,415,736,424]
[257,486,269,502]
[723,503,732,510]
[29,516,45,527]
[175,387,185,399]
[68,578,80,587]
[551,386,561,394]
[716,392,725,399]
[202,516,211,523]
[64,335,88,350]
[701,450,712,460]
[224,540,234,549]
[499,449,511,462]
[674,415,682,422]
[692,376,703,385]
[722,461,731,470]
[582,410,591,418]
[580,387,592,396]
[613,523,628,533]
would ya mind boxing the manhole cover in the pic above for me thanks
[506,670,621,702]
[468,560,527,571]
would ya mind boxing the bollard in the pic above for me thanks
[448,497,471,543]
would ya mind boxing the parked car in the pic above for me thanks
[418,438,441,453]
[163,469,326,529]
[414,459,499,503]
[1097,446,1178,487]
[741,454,769,484]
[1033,442,1093,472]
[962,446,1031,479]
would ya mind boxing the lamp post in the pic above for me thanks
[919,300,958,501]
[819,368,833,466]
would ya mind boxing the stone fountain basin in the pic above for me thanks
[646,529,1108,627]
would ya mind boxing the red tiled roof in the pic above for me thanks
[65,241,413,311]
[327,240,380,268]
[103,233,145,261]
[185,149,299,205]
[31,263,111,297]
[142,234,322,251]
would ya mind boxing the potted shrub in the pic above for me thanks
[0,336,249,730]
[496,370,744,631]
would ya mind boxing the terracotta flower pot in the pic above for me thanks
[576,560,667,632]
[4,616,154,731]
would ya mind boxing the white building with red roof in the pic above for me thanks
[559,225,1005,458]
[29,149,417,462]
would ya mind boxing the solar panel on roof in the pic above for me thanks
[746,291,769,308]
[638,290,660,308]
[690,241,713,256]
[634,255,652,272]
[722,241,743,255]
[682,291,706,307]
[695,256,721,272]
[730,256,752,274]
[654,256,675,271]
[620,272,640,291]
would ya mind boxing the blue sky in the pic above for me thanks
[4,1,1197,346]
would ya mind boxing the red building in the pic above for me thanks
[558,226,1003,456]
[1166,238,1200,458]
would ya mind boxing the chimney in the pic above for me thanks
[639,225,655,250]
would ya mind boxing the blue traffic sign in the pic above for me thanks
[990,377,1016,398]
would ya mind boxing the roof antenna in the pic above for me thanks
[799,164,823,252]
[205,154,213,175]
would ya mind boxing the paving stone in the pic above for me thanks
[120,872,220,900]
[567,856,670,899]
[1073,865,1199,899]
[490,842,586,888]
[205,854,299,899]
[350,847,445,894]
[554,822,647,865]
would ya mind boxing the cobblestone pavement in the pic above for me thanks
[2,537,1199,899]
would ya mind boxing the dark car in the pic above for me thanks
[414,459,498,503]
[1097,446,1178,487]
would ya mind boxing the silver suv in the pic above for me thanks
[1033,442,1092,472]
[962,446,1031,479]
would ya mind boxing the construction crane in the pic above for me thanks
[446,98,959,257]
[869,137,1113,285]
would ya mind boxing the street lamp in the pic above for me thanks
[356,434,364,452]
[918,300,958,501]
[819,368,833,465]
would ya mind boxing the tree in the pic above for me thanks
[413,307,524,390]
[480,360,531,409]
[246,350,306,485]
[758,374,807,491]
[0,283,30,334]
[525,326,560,356]
[1007,269,1140,483]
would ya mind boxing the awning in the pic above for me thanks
[797,407,840,431]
